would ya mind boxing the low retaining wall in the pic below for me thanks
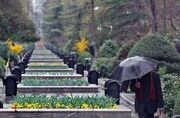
[25,68,74,73]
[29,60,63,63]
[22,74,82,79]
[17,84,99,93]
[0,106,131,118]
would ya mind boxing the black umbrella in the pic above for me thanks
[111,56,157,82]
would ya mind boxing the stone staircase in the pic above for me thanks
[0,46,133,118]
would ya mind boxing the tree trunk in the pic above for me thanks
[89,0,98,58]
[163,0,167,33]
[150,0,158,32]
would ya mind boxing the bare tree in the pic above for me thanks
[150,0,158,32]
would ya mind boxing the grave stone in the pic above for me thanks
[59,53,65,59]
[67,59,76,69]
[76,64,85,76]
[63,56,69,64]
[87,70,99,85]
[4,74,18,96]
[0,101,3,108]
[104,80,120,104]
[17,61,26,74]
[23,58,28,66]
[85,59,91,71]
[12,66,22,83]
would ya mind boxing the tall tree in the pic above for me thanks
[150,0,158,32]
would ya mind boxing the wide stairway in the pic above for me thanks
[0,44,132,118]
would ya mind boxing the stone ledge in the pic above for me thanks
[17,84,99,93]
[25,68,74,72]
[29,60,63,63]
[0,106,131,118]
[22,74,82,79]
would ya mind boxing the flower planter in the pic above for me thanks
[30,57,60,60]
[0,106,131,118]
[31,55,58,58]
[25,68,74,73]
[32,53,54,55]
[28,63,65,67]
[22,74,82,79]
[24,72,75,75]
[17,84,99,93]
[29,60,63,63]
[27,66,68,69]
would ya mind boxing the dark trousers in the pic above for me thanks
[138,109,154,118]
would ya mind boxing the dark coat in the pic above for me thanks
[130,71,163,114]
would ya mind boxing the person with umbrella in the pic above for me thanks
[118,56,163,118]
[130,71,163,118]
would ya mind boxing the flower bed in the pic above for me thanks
[28,72,75,75]
[30,58,60,61]
[11,96,117,109]
[27,65,68,69]
[22,79,88,86]
[29,60,63,63]
[18,79,98,93]
[31,56,57,59]
[28,62,65,66]
[22,74,82,79]
[25,68,74,73]
[24,72,75,76]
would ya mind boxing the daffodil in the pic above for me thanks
[74,38,89,53]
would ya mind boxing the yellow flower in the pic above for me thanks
[111,105,118,109]
[6,38,23,54]
[81,103,89,109]
[9,43,23,54]
[13,103,23,109]
[93,105,99,109]
[74,38,89,53]
[56,103,62,108]
[11,104,17,109]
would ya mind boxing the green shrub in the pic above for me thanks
[128,34,180,63]
[0,43,19,62]
[116,42,134,60]
[158,61,180,74]
[0,43,9,61]
[173,90,180,115]
[0,58,5,78]
[9,53,19,63]
[99,40,119,58]
[160,71,180,117]
[95,57,114,78]
[77,52,91,64]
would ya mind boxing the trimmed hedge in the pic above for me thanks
[128,34,180,63]
[77,52,91,64]
[99,40,119,58]
[95,57,114,78]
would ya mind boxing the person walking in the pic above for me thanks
[130,71,163,118]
